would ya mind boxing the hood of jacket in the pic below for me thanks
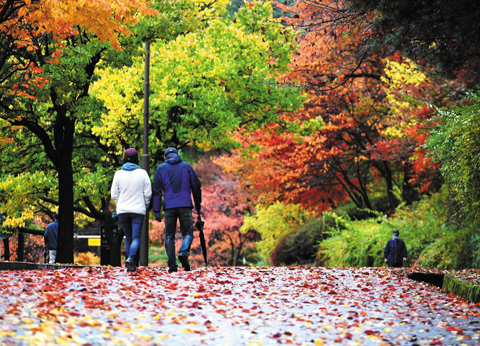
[165,153,182,164]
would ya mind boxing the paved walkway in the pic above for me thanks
[0,266,479,345]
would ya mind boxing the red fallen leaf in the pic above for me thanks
[345,332,353,340]
[272,332,281,338]
[364,330,375,335]
[284,331,292,336]
[361,287,370,292]
[445,326,463,334]
[334,337,343,342]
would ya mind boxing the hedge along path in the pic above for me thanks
[443,273,480,304]
[0,266,479,345]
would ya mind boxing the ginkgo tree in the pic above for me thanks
[91,0,303,155]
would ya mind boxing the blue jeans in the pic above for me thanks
[164,208,194,270]
[118,213,144,260]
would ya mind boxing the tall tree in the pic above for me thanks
[0,0,155,263]
[218,0,447,214]
[91,1,303,155]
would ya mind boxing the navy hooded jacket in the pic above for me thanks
[44,220,58,250]
[152,153,202,213]
[384,237,407,266]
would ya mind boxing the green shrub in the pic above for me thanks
[424,90,480,223]
[317,214,392,267]
[241,202,310,263]
[418,228,474,269]
[317,187,478,269]
[271,215,336,265]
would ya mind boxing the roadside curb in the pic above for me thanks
[407,270,480,304]
[0,261,90,270]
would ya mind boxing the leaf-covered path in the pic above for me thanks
[0,266,479,345]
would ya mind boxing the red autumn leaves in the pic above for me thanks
[0,266,479,345]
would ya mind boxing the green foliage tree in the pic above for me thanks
[424,91,480,224]
[92,0,303,156]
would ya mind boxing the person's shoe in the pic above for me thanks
[178,254,191,271]
[125,258,136,272]
[168,268,178,273]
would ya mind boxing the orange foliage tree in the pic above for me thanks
[217,0,446,214]
[195,157,257,266]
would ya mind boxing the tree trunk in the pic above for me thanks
[402,162,419,204]
[373,161,398,211]
[56,159,75,263]
[2,238,9,261]
[53,112,75,264]
[17,232,24,262]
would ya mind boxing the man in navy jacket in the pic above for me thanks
[384,229,407,268]
[44,213,59,263]
[152,148,202,273]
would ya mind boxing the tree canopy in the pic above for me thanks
[347,0,480,83]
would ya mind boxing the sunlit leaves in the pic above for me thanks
[92,0,303,153]
[241,202,311,262]
[424,91,480,222]
[0,172,56,228]
[3,0,157,50]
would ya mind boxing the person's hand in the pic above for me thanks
[154,213,162,222]
[403,257,407,262]
[384,258,388,263]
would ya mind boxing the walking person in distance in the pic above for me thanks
[384,229,408,268]
[111,148,152,272]
[152,147,202,273]
[44,212,59,264]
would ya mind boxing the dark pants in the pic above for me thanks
[389,262,403,268]
[164,208,194,271]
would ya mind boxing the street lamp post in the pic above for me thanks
[139,40,150,267]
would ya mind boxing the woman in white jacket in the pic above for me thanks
[111,148,152,272]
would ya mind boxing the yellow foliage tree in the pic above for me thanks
[241,202,310,263]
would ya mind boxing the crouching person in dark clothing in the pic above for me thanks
[384,229,407,267]
[152,148,202,273]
